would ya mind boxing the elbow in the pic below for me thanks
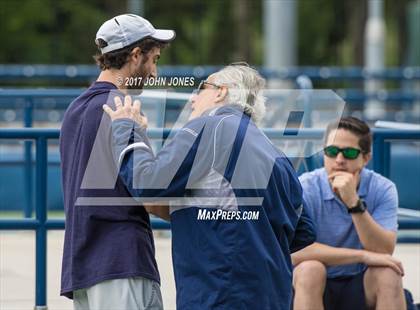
[381,239,396,254]
[371,246,393,255]
[377,234,397,254]
[364,241,395,254]
[383,242,395,255]
[362,231,396,254]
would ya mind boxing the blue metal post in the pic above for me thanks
[35,137,48,309]
[24,99,34,218]
[155,99,166,152]
[296,75,315,171]
[373,134,385,175]
[383,141,391,178]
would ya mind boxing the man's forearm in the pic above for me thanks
[351,211,396,254]
[291,242,365,267]
[292,242,405,276]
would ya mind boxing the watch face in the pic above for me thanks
[360,200,367,210]
[348,199,366,213]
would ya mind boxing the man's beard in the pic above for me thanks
[127,63,149,93]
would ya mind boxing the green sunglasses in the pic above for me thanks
[324,145,362,160]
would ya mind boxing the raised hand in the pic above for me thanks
[328,170,360,208]
[103,95,148,129]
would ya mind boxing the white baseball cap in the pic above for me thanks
[95,14,176,54]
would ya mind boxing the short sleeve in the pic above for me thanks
[290,198,317,252]
[371,182,398,232]
[298,173,317,219]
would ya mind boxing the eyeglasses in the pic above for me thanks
[324,145,362,160]
[196,80,221,94]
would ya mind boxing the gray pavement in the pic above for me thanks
[1,231,419,310]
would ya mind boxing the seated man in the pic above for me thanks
[292,117,406,310]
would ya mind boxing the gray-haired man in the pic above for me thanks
[103,64,316,309]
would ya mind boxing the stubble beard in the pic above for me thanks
[127,60,149,94]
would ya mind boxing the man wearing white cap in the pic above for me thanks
[59,14,175,310]
[94,13,175,91]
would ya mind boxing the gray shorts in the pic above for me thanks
[73,277,163,310]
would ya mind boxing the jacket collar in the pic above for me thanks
[206,104,250,118]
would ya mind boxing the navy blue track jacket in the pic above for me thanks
[111,104,316,309]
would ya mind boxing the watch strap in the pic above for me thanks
[348,199,366,214]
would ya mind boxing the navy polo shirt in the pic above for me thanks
[59,81,159,298]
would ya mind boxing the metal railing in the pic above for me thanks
[0,65,419,81]
[0,89,191,218]
[0,127,419,309]
[0,88,419,121]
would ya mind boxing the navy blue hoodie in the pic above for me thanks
[59,81,159,298]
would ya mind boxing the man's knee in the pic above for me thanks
[365,266,403,293]
[293,260,327,290]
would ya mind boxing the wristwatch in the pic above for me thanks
[348,199,367,214]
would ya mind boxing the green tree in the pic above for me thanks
[0,0,108,63]
[0,0,409,66]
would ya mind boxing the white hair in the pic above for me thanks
[212,65,266,124]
